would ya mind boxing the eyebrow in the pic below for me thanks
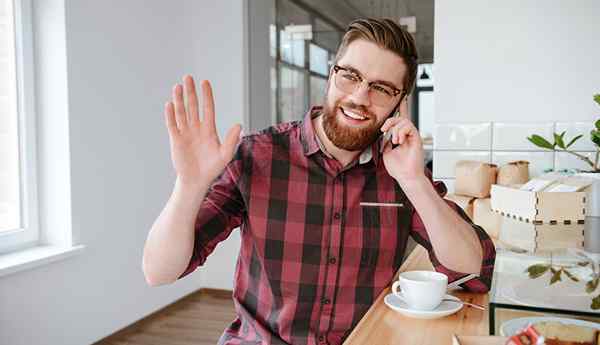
[340,64,401,90]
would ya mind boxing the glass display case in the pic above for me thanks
[489,247,600,335]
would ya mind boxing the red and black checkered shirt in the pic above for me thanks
[178,107,496,345]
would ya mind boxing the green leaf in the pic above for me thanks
[592,130,600,147]
[592,294,600,310]
[594,94,600,107]
[595,118,600,130]
[566,134,583,149]
[550,268,563,284]
[554,132,566,149]
[526,264,550,279]
[527,135,555,150]
[586,277,599,293]
[563,269,580,282]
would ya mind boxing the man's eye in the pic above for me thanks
[372,84,392,96]
[342,73,359,82]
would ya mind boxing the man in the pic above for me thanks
[143,18,495,345]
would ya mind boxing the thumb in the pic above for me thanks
[220,124,242,161]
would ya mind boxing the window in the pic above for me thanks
[309,43,328,76]
[0,0,39,254]
[279,66,305,123]
[272,0,342,123]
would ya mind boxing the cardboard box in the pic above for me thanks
[490,184,586,224]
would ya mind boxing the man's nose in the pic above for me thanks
[347,82,370,106]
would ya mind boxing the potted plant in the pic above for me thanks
[526,94,600,172]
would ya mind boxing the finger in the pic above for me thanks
[164,101,178,137]
[391,122,412,144]
[183,75,200,126]
[394,124,417,145]
[220,124,242,161]
[381,117,409,132]
[172,84,187,129]
[201,80,217,132]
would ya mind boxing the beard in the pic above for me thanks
[322,97,386,152]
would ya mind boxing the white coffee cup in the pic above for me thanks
[391,270,448,311]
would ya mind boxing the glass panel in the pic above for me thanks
[280,29,305,67]
[269,24,277,58]
[279,65,305,123]
[310,76,327,106]
[0,0,22,232]
[277,0,309,67]
[309,43,328,76]
[271,65,277,123]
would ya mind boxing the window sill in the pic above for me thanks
[0,244,85,278]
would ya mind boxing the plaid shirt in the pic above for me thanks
[178,107,496,345]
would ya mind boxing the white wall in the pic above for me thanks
[0,1,244,344]
[435,0,600,123]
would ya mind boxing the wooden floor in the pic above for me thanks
[94,289,236,345]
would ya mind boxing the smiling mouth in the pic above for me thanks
[340,107,369,121]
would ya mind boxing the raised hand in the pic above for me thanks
[164,75,242,188]
[381,99,424,182]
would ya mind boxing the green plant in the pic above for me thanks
[527,94,600,172]
[526,258,600,310]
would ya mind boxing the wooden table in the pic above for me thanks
[343,246,491,345]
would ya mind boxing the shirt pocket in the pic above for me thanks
[358,205,405,268]
[360,206,398,269]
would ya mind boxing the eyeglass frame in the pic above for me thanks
[331,64,407,106]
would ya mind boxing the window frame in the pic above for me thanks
[0,0,40,254]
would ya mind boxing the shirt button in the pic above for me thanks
[328,257,337,264]
[318,335,325,342]
[333,212,341,220]
[322,298,331,305]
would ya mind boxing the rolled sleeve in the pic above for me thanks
[178,146,246,280]
[409,172,496,292]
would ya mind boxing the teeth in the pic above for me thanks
[342,108,367,120]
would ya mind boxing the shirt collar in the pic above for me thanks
[300,106,380,166]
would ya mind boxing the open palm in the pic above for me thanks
[164,76,241,187]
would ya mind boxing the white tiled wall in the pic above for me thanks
[433,151,491,178]
[492,123,554,151]
[433,121,597,184]
[434,123,491,150]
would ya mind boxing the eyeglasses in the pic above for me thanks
[332,65,405,107]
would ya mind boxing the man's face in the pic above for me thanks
[322,39,407,152]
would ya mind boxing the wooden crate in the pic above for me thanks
[490,184,586,224]
[498,215,584,252]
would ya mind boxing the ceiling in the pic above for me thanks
[299,0,434,62]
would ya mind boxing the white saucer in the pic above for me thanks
[384,293,463,319]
